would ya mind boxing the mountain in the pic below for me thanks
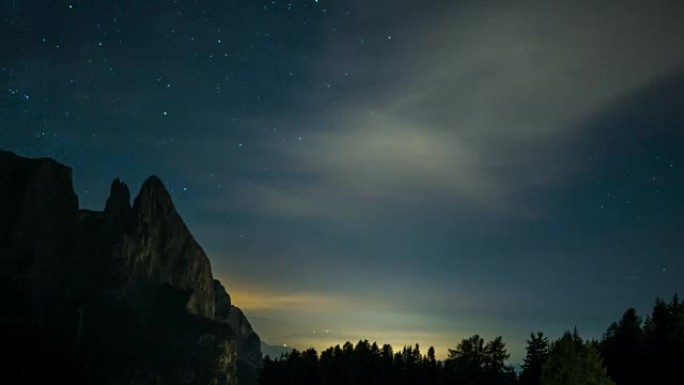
[0,150,262,385]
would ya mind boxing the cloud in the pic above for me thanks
[237,117,511,217]
[232,0,684,223]
[166,0,684,364]
[228,287,362,313]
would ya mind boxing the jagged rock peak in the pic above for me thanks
[104,178,131,220]
[140,175,167,194]
[0,151,250,384]
[123,175,216,319]
[133,176,175,218]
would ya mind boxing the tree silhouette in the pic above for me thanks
[444,335,515,385]
[541,331,613,385]
[600,308,644,385]
[642,295,684,385]
[258,294,682,385]
[445,334,484,385]
[424,346,440,385]
[483,337,516,385]
[519,332,548,385]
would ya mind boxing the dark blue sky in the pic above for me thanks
[2,0,683,361]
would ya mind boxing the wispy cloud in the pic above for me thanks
[187,0,684,362]
[230,0,684,223]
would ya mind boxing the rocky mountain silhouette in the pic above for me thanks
[0,150,262,385]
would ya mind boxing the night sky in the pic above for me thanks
[2,0,683,362]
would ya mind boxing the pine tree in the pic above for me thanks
[600,308,644,385]
[541,331,613,385]
[643,295,684,385]
[445,335,514,385]
[520,332,549,385]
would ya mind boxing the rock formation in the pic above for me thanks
[0,150,261,385]
[214,280,264,385]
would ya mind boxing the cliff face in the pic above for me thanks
[0,150,78,280]
[215,280,264,384]
[122,176,215,318]
[0,150,261,385]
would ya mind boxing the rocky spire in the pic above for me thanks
[133,176,174,222]
[124,176,216,318]
[104,178,131,227]
[2,151,261,385]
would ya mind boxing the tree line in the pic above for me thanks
[258,295,684,385]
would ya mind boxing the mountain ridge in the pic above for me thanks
[0,149,261,385]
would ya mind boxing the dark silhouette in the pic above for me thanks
[261,340,445,385]
[600,295,684,385]
[259,296,684,385]
[0,151,261,385]
[444,335,516,385]
[519,332,548,385]
[3,151,683,385]
[258,336,516,385]
[600,308,645,385]
[541,330,612,385]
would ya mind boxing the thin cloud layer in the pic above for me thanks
[184,3,684,361]
[235,0,684,222]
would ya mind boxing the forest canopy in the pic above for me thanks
[259,295,684,385]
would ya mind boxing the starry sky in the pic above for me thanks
[2,0,683,362]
